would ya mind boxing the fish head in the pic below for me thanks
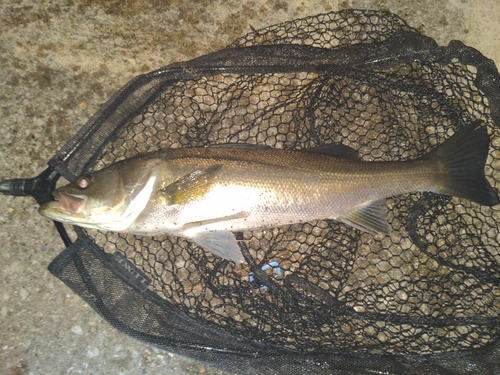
[39,164,126,227]
[39,158,162,230]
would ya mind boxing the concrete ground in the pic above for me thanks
[1,0,499,374]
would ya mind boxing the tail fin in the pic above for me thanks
[426,121,500,206]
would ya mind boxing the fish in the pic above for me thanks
[39,121,500,263]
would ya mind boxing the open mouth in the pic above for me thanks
[52,191,87,214]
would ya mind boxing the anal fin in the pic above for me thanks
[340,199,391,235]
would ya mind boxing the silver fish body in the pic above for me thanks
[39,122,500,262]
[127,148,434,234]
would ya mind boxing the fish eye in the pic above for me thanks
[76,175,92,189]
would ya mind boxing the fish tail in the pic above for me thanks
[426,121,500,206]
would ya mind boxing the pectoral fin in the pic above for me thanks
[340,199,391,235]
[190,231,244,263]
[161,165,222,205]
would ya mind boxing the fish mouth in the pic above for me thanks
[53,191,87,214]
[39,191,88,218]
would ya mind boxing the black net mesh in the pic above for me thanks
[45,9,500,374]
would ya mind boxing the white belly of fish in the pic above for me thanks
[133,182,315,235]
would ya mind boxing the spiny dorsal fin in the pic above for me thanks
[160,164,222,205]
[340,199,391,235]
